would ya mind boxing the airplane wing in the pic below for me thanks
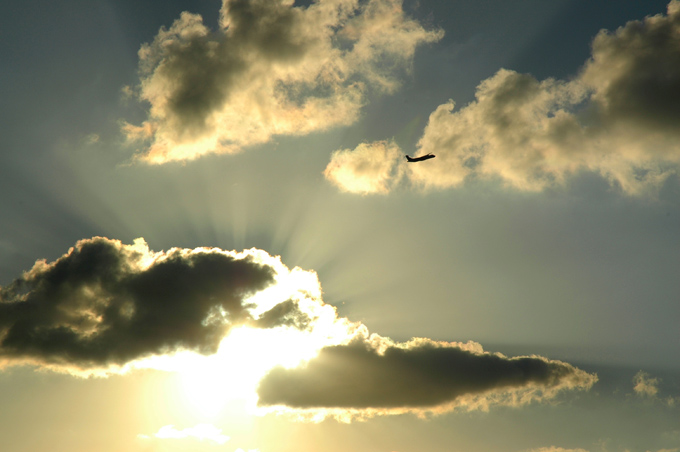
[405,154,435,162]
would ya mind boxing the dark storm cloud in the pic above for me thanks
[399,0,680,195]
[257,336,597,413]
[124,0,442,163]
[0,237,277,371]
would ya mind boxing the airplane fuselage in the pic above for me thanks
[405,154,435,162]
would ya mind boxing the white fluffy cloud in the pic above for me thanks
[403,1,680,195]
[123,0,442,163]
[323,140,405,194]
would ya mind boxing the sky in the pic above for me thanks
[0,1,679,451]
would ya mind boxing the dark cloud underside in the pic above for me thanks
[0,237,274,369]
[258,338,596,410]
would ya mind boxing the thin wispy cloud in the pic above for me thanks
[123,0,442,163]
[528,448,589,452]
[139,423,230,445]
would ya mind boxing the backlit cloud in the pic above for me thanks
[123,0,442,163]
[634,370,661,397]
[140,423,230,445]
[257,333,597,419]
[528,447,679,452]
[0,237,314,374]
[1,237,596,418]
[323,140,405,194]
[528,448,589,452]
[407,0,680,195]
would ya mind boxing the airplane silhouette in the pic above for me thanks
[405,153,435,162]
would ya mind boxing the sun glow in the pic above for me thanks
[129,259,362,419]
[165,326,319,417]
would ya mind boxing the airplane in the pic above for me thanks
[405,153,435,162]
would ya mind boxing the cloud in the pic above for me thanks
[526,447,680,452]
[407,0,680,195]
[0,237,305,373]
[633,370,660,397]
[140,423,230,445]
[528,448,589,452]
[257,333,597,418]
[123,0,442,164]
[631,370,680,407]
[323,140,405,194]
[1,237,596,419]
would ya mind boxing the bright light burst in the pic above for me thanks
[131,261,361,418]
[176,326,323,416]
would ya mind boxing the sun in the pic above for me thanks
[132,262,359,419]
[171,326,324,417]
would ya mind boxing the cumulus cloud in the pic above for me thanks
[323,140,405,194]
[633,370,661,397]
[407,0,680,195]
[1,237,596,418]
[257,333,597,418]
[123,0,442,163]
[0,237,320,373]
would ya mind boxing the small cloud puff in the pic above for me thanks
[139,423,229,445]
[634,370,660,397]
[324,140,405,194]
[528,448,590,452]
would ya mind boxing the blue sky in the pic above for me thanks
[1,1,679,451]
